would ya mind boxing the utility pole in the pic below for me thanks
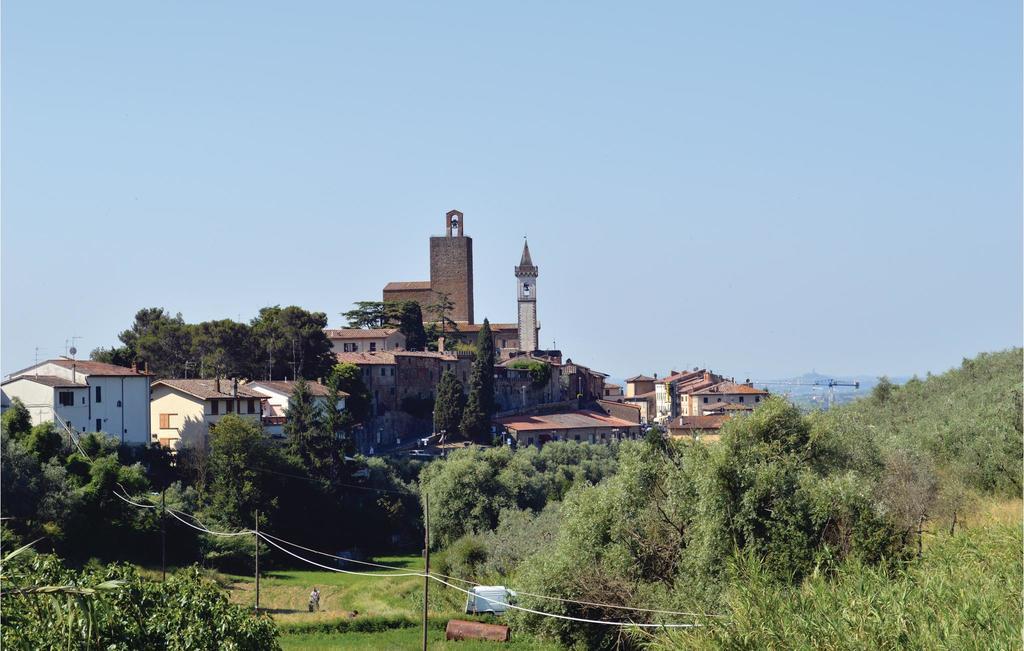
[422,493,430,651]
[255,509,261,612]
[161,488,167,581]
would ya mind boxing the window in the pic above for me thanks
[247,399,255,414]
[95,386,102,403]
[739,396,744,403]
[58,391,74,406]
[95,419,102,432]
[370,342,377,352]
[390,368,395,377]
[211,400,219,415]
[574,435,580,441]
[226,400,234,413]
[703,397,708,403]
[159,413,175,429]
[755,396,760,403]
[380,368,386,377]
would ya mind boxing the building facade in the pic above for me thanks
[244,379,345,437]
[495,410,642,447]
[150,378,265,449]
[1,359,152,445]
[326,328,407,354]
[689,381,769,416]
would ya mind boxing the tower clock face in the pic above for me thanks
[523,282,531,297]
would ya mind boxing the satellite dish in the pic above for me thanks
[69,346,77,356]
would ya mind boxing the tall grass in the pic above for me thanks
[650,518,1022,650]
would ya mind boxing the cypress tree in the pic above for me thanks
[460,319,496,441]
[434,370,466,442]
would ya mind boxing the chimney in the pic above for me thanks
[438,336,446,353]
[232,378,238,398]
[704,371,711,382]
[215,376,221,393]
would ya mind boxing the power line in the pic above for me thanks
[428,576,700,629]
[258,531,423,572]
[256,529,721,619]
[258,534,425,578]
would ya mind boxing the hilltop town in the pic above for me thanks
[1,209,769,455]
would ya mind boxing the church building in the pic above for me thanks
[380,210,540,358]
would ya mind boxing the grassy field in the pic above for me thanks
[214,554,561,650]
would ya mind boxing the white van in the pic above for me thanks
[464,586,516,615]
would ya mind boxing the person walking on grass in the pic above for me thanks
[309,587,320,613]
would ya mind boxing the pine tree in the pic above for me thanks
[460,319,496,441]
[284,378,324,466]
[434,370,465,443]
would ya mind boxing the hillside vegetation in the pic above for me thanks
[821,348,1022,497]
[423,349,1023,650]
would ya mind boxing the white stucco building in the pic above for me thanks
[244,379,346,437]
[1,359,152,445]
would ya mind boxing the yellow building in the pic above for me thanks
[150,379,265,449]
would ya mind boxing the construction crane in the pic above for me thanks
[754,378,861,410]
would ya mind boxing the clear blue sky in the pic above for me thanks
[3,1,1021,380]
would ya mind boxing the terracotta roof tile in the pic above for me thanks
[325,328,400,339]
[335,351,397,365]
[626,375,655,383]
[245,380,343,398]
[50,359,149,376]
[153,379,266,400]
[1,374,87,388]
[693,381,769,396]
[495,410,638,432]
[383,281,431,291]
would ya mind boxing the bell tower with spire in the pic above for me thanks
[515,239,539,353]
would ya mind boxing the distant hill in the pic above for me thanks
[754,372,912,410]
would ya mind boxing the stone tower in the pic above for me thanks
[515,239,539,353]
[429,210,474,324]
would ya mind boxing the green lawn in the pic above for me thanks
[279,627,562,651]
[224,555,443,626]
[214,554,563,650]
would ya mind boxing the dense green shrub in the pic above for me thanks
[1,552,279,650]
[420,442,617,548]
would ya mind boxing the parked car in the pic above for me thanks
[464,586,516,615]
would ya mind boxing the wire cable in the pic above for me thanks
[428,577,700,626]
[255,533,719,618]
[258,534,425,578]
[166,509,253,538]
[257,531,422,572]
